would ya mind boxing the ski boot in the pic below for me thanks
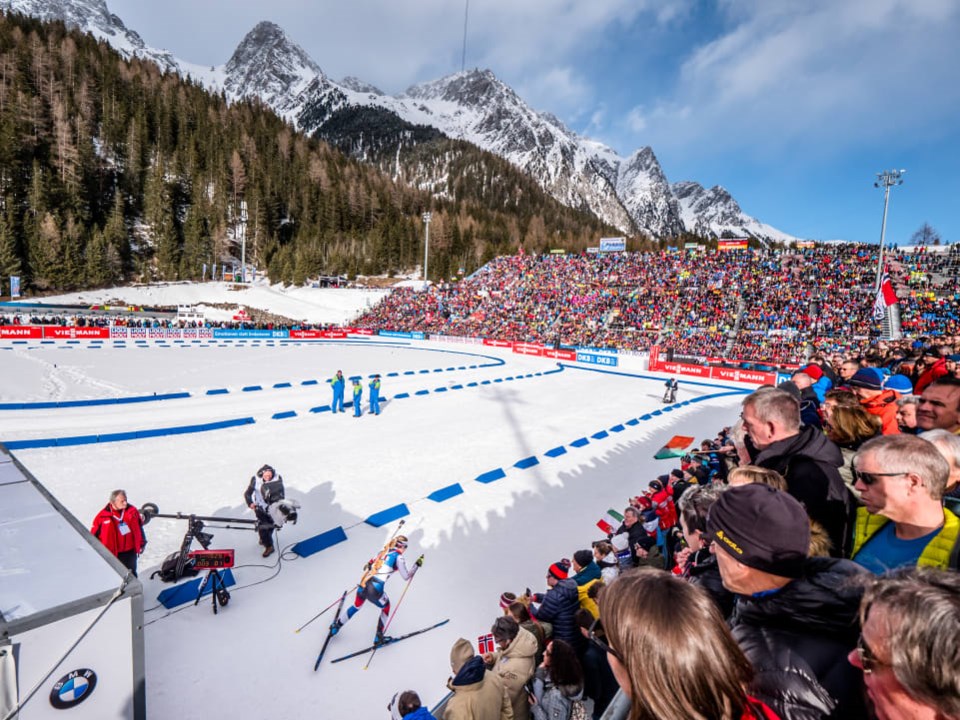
[330,618,343,636]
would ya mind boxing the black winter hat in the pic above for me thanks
[573,549,593,568]
[705,484,809,578]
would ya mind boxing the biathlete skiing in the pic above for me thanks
[331,534,423,645]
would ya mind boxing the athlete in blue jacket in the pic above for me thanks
[369,375,381,415]
[330,370,345,413]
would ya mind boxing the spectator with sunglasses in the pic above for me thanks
[848,567,960,720]
[850,434,960,572]
[597,569,781,720]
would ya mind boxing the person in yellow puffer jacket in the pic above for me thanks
[570,550,601,619]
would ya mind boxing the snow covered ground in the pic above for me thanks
[25,281,390,325]
[0,287,754,719]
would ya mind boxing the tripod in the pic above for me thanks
[194,568,231,615]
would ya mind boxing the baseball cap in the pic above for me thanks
[800,364,823,381]
[705,484,810,578]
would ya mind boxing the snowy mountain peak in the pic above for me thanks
[403,68,517,108]
[0,0,179,72]
[223,21,322,118]
[339,76,383,96]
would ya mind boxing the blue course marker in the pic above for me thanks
[272,411,297,420]
[625,418,640,426]
[427,484,464,502]
[415,390,429,396]
[434,387,448,393]
[570,438,590,448]
[242,385,263,392]
[514,456,539,470]
[393,393,410,400]
[365,504,410,527]
[158,569,236,609]
[273,382,292,389]
[291,526,348,558]
[475,468,507,484]
[544,446,567,458]
[591,430,609,440]
[309,405,331,413]
[610,424,625,433]
[301,380,319,386]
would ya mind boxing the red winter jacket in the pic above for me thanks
[91,504,145,556]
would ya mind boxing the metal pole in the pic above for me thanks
[422,212,432,284]
[873,170,905,291]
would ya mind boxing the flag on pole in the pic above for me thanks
[654,435,695,460]
[596,508,625,535]
[873,273,898,320]
[202,263,207,282]
[10,275,20,298]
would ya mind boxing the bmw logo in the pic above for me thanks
[49,669,97,709]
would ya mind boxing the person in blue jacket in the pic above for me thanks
[369,374,382,415]
[330,370,345,413]
[352,378,363,417]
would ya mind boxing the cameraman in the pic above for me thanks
[244,464,280,557]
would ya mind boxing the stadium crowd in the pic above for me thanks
[394,347,960,720]
[355,243,960,364]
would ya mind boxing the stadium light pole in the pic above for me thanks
[422,212,432,284]
[874,169,905,291]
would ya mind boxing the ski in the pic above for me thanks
[313,590,349,671]
[329,619,450,664]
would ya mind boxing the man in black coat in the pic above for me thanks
[528,559,582,652]
[741,388,854,556]
[706,484,869,720]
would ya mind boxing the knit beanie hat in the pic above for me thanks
[573,549,593,569]
[848,367,884,390]
[499,592,517,610]
[547,559,571,580]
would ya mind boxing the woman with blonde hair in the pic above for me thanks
[597,569,779,720]
[823,404,881,496]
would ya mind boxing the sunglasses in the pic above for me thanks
[856,634,889,674]
[588,618,622,662]
[852,469,909,486]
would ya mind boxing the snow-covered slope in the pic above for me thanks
[2,0,800,242]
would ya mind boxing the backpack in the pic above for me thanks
[151,551,199,583]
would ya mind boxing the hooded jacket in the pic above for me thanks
[445,652,514,720]
[571,561,602,619]
[683,548,735,619]
[491,627,539,720]
[750,426,853,556]
[729,557,868,720]
[532,579,582,651]
[859,389,901,436]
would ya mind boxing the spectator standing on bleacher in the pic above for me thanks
[598,569,780,720]
[740,388,854,556]
[574,611,618,720]
[706,484,868,720]
[528,560,581,653]
[444,638,514,720]
[849,568,960,720]
[850,435,960,572]
[483,616,537,720]
[848,368,900,435]
[920,428,960,514]
[330,370,345,413]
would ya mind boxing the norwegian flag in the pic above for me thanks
[478,633,495,655]
[873,273,898,321]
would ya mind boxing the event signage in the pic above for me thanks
[0,325,42,338]
[212,329,287,339]
[44,327,110,339]
[576,351,618,367]
[512,342,544,357]
[717,239,749,251]
[599,237,626,252]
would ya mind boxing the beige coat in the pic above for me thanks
[443,668,514,720]
[490,627,538,720]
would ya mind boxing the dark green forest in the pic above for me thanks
[0,11,617,294]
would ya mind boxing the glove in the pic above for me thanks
[415,555,424,567]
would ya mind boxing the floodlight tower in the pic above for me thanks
[874,169,905,291]
[422,212,432,284]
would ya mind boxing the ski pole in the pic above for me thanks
[295,586,357,633]
[379,555,422,638]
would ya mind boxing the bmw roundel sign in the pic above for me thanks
[49,668,98,709]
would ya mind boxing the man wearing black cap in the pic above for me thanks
[740,388,854,556]
[707,484,868,720]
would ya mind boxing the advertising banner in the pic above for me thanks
[213,329,289,339]
[710,366,776,384]
[660,361,709,377]
[599,237,626,253]
[576,351,618,367]
[44,327,111,339]
[483,339,513,348]
[512,343,544,357]
[10,275,20,297]
[543,348,577,361]
[0,325,42,339]
[717,239,749,251]
[347,328,375,336]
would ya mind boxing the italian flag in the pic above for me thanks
[654,435,694,459]
[597,508,624,535]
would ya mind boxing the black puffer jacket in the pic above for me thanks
[532,578,582,651]
[684,549,735,619]
[729,557,868,720]
[750,427,854,556]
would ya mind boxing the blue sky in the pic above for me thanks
[107,0,960,244]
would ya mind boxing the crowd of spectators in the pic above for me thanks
[393,344,960,719]
[355,243,960,364]
[0,311,335,332]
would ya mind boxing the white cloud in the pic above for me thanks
[626,107,647,133]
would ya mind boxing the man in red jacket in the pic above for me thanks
[91,489,145,576]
